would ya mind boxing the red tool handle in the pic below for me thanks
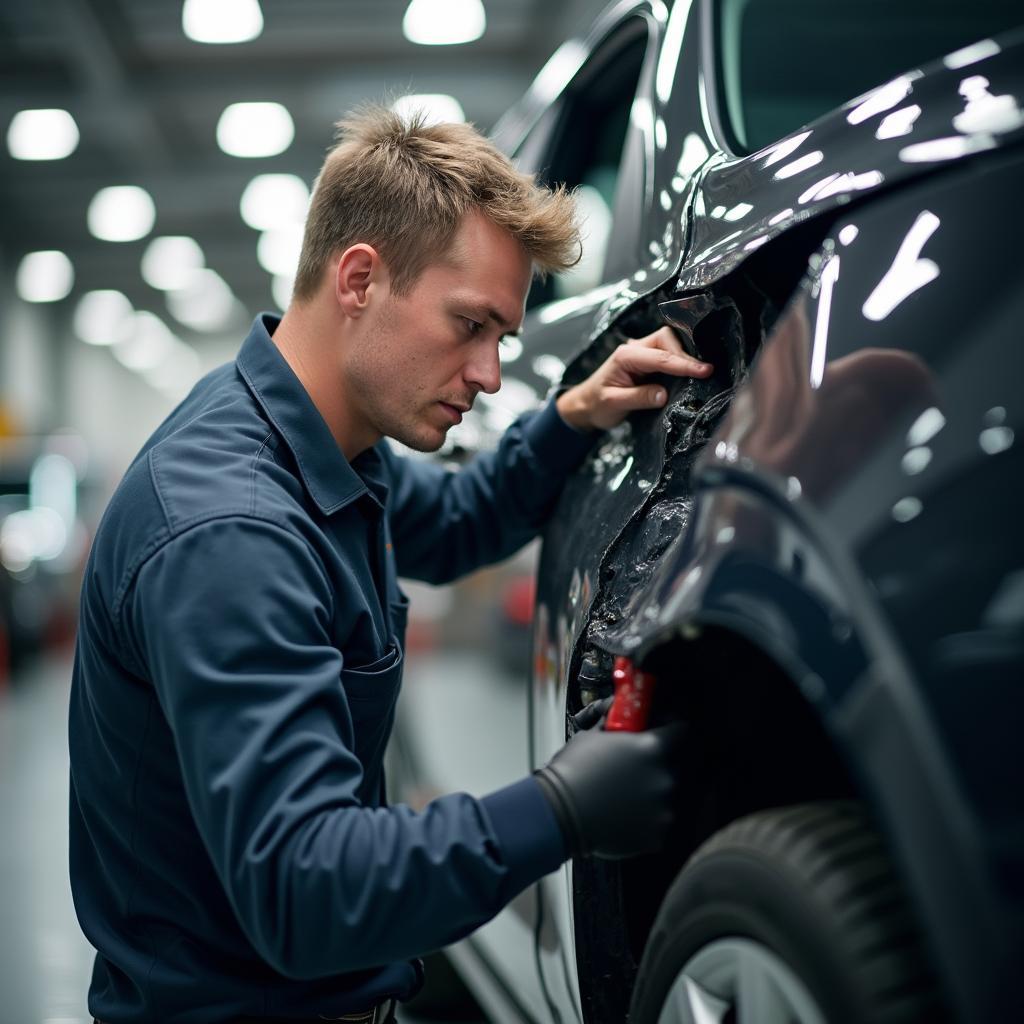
[605,656,656,732]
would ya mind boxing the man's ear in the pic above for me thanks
[334,243,385,317]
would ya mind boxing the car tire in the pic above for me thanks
[628,801,947,1024]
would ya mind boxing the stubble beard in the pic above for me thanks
[368,393,448,453]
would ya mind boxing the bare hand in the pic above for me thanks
[555,327,713,432]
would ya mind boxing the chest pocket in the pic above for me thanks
[341,639,404,805]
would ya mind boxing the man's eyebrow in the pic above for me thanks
[487,309,521,334]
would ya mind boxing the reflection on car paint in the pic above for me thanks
[677,36,1024,293]
[862,211,941,321]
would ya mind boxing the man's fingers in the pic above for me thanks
[603,384,671,414]
[626,325,689,357]
[615,343,712,380]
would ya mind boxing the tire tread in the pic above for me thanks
[629,801,948,1024]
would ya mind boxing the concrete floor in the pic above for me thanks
[0,655,484,1024]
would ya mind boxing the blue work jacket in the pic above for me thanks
[69,313,594,1022]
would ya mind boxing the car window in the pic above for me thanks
[717,0,1023,153]
[527,24,647,307]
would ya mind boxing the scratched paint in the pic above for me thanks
[537,283,763,715]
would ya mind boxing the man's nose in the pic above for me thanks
[465,344,502,395]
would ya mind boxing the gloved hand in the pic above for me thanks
[534,721,683,860]
[569,695,613,733]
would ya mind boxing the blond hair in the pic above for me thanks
[293,105,580,299]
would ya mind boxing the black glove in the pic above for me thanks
[534,722,683,860]
[569,695,614,733]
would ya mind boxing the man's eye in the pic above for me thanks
[462,317,483,335]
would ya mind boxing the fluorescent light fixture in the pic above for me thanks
[113,311,175,371]
[531,354,565,385]
[810,255,839,389]
[907,406,946,448]
[240,173,309,230]
[74,290,133,346]
[953,78,1024,136]
[876,104,922,140]
[655,0,695,103]
[677,132,710,177]
[272,273,294,312]
[167,269,236,331]
[723,202,753,222]
[403,0,485,45]
[944,38,1000,70]
[847,75,918,125]
[761,130,812,169]
[862,211,940,321]
[141,236,205,290]
[29,453,77,562]
[901,446,932,475]
[774,151,824,180]
[182,0,263,44]
[979,426,1014,455]
[257,225,303,275]
[87,185,156,242]
[7,108,79,160]
[899,134,997,163]
[391,94,466,126]
[1,509,67,570]
[217,102,293,158]
[891,497,923,523]
[838,224,859,246]
[16,250,74,303]
[498,335,522,363]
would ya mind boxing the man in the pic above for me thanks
[69,108,712,1023]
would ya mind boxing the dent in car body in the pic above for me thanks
[536,285,751,721]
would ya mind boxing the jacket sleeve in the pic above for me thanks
[383,397,595,584]
[125,514,566,979]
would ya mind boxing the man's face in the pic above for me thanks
[344,210,532,452]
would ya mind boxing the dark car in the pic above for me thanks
[389,1,1024,1021]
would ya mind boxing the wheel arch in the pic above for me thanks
[612,528,1010,1023]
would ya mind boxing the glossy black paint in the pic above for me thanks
[389,2,1024,1021]
[620,153,1024,1020]
[526,10,1024,1024]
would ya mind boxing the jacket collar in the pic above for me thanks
[236,313,383,515]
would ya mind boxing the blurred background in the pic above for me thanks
[0,2,609,1020]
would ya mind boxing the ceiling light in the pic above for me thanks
[16,250,74,303]
[257,225,303,276]
[240,174,309,231]
[113,311,175,371]
[74,290,134,346]
[167,268,236,332]
[272,274,294,312]
[402,0,485,45]
[141,236,205,290]
[182,0,264,44]
[87,185,156,242]
[7,108,79,160]
[391,94,466,126]
[141,342,202,399]
[216,102,293,157]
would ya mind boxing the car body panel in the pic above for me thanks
[604,150,1024,1020]
[393,1,1024,1020]
[679,23,1024,291]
